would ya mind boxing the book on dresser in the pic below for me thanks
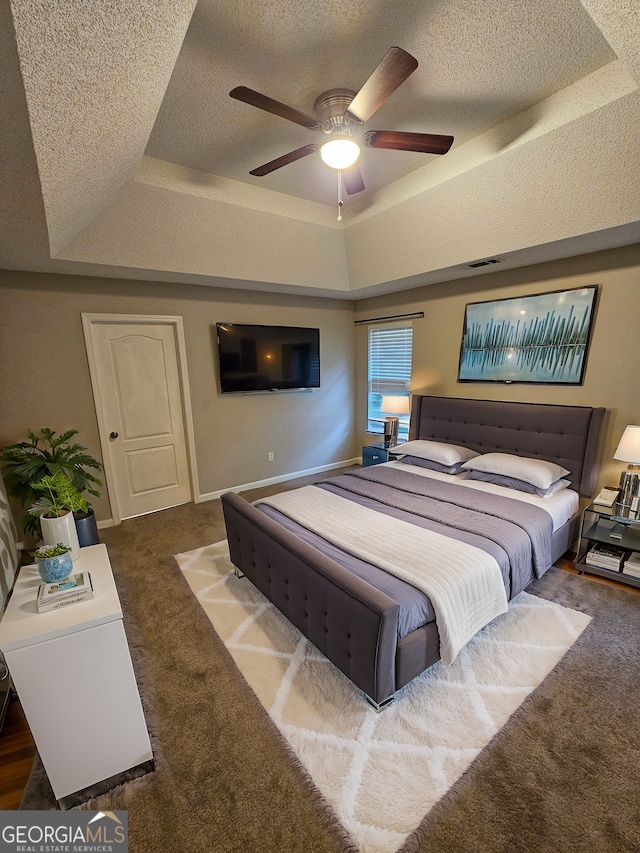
[37,571,94,612]
[585,544,623,571]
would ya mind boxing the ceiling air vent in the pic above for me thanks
[467,258,502,268]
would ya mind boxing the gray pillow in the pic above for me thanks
[464,470,572,498]
[461,452,571,489]
[400,456,467,475]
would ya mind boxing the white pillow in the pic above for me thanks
[464,470,572,497]
[543,478,572,497]
[390,440,479,467]
[461,453,571,490]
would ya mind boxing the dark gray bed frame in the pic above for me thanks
[221,396,605,710]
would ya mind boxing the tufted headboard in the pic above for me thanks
[409,395,605,497]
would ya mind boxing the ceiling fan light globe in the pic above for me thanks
[319,138,360,170]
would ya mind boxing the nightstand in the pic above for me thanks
[576,502,640,589]
[362,441,393,467]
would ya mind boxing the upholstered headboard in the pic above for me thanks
[409,396,605,497]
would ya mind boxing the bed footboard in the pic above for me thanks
[221,491,400,708]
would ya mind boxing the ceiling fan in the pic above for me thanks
[229,47,454,197]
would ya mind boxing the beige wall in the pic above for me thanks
[355,244,640,491]
[0,271,358,527]
[2,243,638,534]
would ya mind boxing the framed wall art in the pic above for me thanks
[458,285,598,384]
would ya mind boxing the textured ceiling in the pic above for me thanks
[1,0,639,299]
[146,0,612,205]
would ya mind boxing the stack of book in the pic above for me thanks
[585,544,623,572]
[37,572,94,613]
[622,552,640,579]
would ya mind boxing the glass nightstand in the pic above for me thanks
[576,502,640,589]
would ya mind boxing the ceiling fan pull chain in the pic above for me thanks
[337,170,343,221]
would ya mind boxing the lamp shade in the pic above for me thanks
[380,395,411,415]
[319,137,360,170]
[613,425,640,463]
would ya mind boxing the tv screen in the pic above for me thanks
[216,323,320,393]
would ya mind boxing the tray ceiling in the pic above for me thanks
[1,0,639,298]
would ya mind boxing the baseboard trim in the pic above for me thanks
[94,457,360,524]
[198,457,360,503]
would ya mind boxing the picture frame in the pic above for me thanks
[457,285,598,385]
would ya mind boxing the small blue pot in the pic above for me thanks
[36,552,73,584]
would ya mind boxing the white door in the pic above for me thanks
[83,315,196,523]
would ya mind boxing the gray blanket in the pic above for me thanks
[256,485,509,665]
[319,466,554,584]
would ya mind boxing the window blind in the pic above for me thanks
[367,324,413,436]
[368,324,413,395]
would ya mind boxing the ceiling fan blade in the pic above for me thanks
[249,144,318,177]
[345,47,418,125]
[230,86,323,131]
[342,164,365,195]
[363,130,454,155]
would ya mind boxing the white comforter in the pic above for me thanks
[258,485,508,666]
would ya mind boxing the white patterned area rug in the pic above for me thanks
[176,541,591,853]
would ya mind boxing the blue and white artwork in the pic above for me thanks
[458,286,598,384]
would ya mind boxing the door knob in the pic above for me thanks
[110,431,119,440]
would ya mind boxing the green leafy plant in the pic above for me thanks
[29,472,88,520]
[0,428,102,534]
[34,543,72,559]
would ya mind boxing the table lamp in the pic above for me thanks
[613,425,640,515]
[380,396,410,446]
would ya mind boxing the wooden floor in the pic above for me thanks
[0,697,36,810]
[1,559,637,810]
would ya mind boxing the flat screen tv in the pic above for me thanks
[216,323,320,393]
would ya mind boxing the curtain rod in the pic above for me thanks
[353,311,424,326]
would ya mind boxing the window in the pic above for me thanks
[367,323,413,439]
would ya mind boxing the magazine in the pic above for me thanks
[585,544,623,571]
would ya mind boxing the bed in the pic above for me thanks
[221,396,605,709]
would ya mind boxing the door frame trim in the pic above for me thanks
[82,313,200,526]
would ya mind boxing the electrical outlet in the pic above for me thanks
[268,452,274,462]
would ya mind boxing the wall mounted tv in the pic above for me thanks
[216,323,320,393]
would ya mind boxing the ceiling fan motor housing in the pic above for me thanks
[313,89,357,131]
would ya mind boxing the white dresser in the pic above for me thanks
[0,544,153,803]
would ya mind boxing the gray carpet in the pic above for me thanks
[20,473,640,853]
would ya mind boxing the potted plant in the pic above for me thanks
[34,543,73,584]
[0,428,103,545]
[29,472,88,560]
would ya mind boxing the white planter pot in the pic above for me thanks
[40,511,81,560]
